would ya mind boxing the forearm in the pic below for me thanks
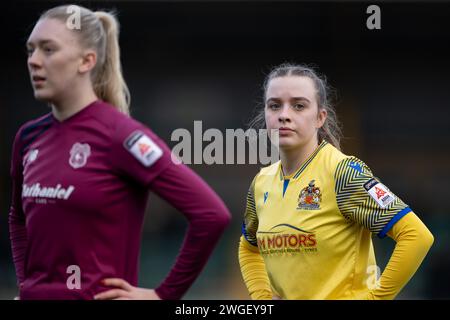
[9,129,27,288]
[368,212,434,300]
[155,214,229,300]
[9,208,28,286]
[238,236,272,300]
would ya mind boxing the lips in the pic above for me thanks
[278,127,295,136]
[32,75,46,81]
[32,75,46,87]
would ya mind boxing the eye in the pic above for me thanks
[293,103,305,110]
[43,47,54,54]
[268,103,280,110]
[26,47,34,57]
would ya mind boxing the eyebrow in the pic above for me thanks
[266,97,311,104]
[26,39,56,47]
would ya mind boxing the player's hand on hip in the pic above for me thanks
[93,278,161,300]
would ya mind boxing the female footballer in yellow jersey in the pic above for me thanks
[238,63,434,300]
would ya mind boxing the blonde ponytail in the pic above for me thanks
[94,11,130,115]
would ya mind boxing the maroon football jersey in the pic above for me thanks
[9,100,231,299]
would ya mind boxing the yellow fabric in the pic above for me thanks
[366,212,434,299]
[238,236,272,300]
[239,140,431,299]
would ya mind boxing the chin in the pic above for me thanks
[279,137,307,151]
[278,136,296,145]
[278,141,299,151]
[33,90,53,102]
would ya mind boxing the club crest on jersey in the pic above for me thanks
[297,180,322,210]
[69,143,91,169]
[124,130,163,167]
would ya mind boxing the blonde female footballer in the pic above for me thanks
[238,63,433,300]
[10,4,230,300]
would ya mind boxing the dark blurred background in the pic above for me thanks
[1,0,449,299]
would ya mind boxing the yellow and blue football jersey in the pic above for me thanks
[241,140,411,299]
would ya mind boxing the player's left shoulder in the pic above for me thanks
[334,155,375,180]
[94,101,156,141]
[92,101,134,128]
[318,141,351,175]
[101,103,170,168]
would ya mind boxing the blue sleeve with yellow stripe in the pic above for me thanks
[334,157,411,238]
[242,175,259,247]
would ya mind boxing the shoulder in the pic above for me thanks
[16,113,53,141]
[254,160,281,186]
[13,113,53,151]
[91,101,140,131]
[93,101,162,143]
[258,160,281,178]
[335,156,374,180]
[99,102,173,170]
[319,142,348,171]
[316,142,373,178]
[248,161,281,197]
[10,113,53,173]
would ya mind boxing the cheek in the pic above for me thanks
[293,113,317,133]
[264,111,276,129]
[48,54,79,80]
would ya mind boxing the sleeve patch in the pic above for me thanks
[124,130,163,167]
[363,178,396,208]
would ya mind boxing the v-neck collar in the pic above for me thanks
[51,100,101,126]
[279,140,328,181]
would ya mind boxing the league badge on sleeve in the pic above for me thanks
[124,131,163,167]
[363,178,395,208]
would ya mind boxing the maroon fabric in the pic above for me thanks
[9,100,230,299]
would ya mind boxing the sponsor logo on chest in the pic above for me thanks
[22,183,75,200]
[257,224,318,256]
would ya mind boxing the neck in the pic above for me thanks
[280,136,320,177]
[51,81,98,121]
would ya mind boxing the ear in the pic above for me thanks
[316,108,327,129]
[78,50,97,74]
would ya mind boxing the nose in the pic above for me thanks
[278,104,291,123]
[28,49,42,70]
